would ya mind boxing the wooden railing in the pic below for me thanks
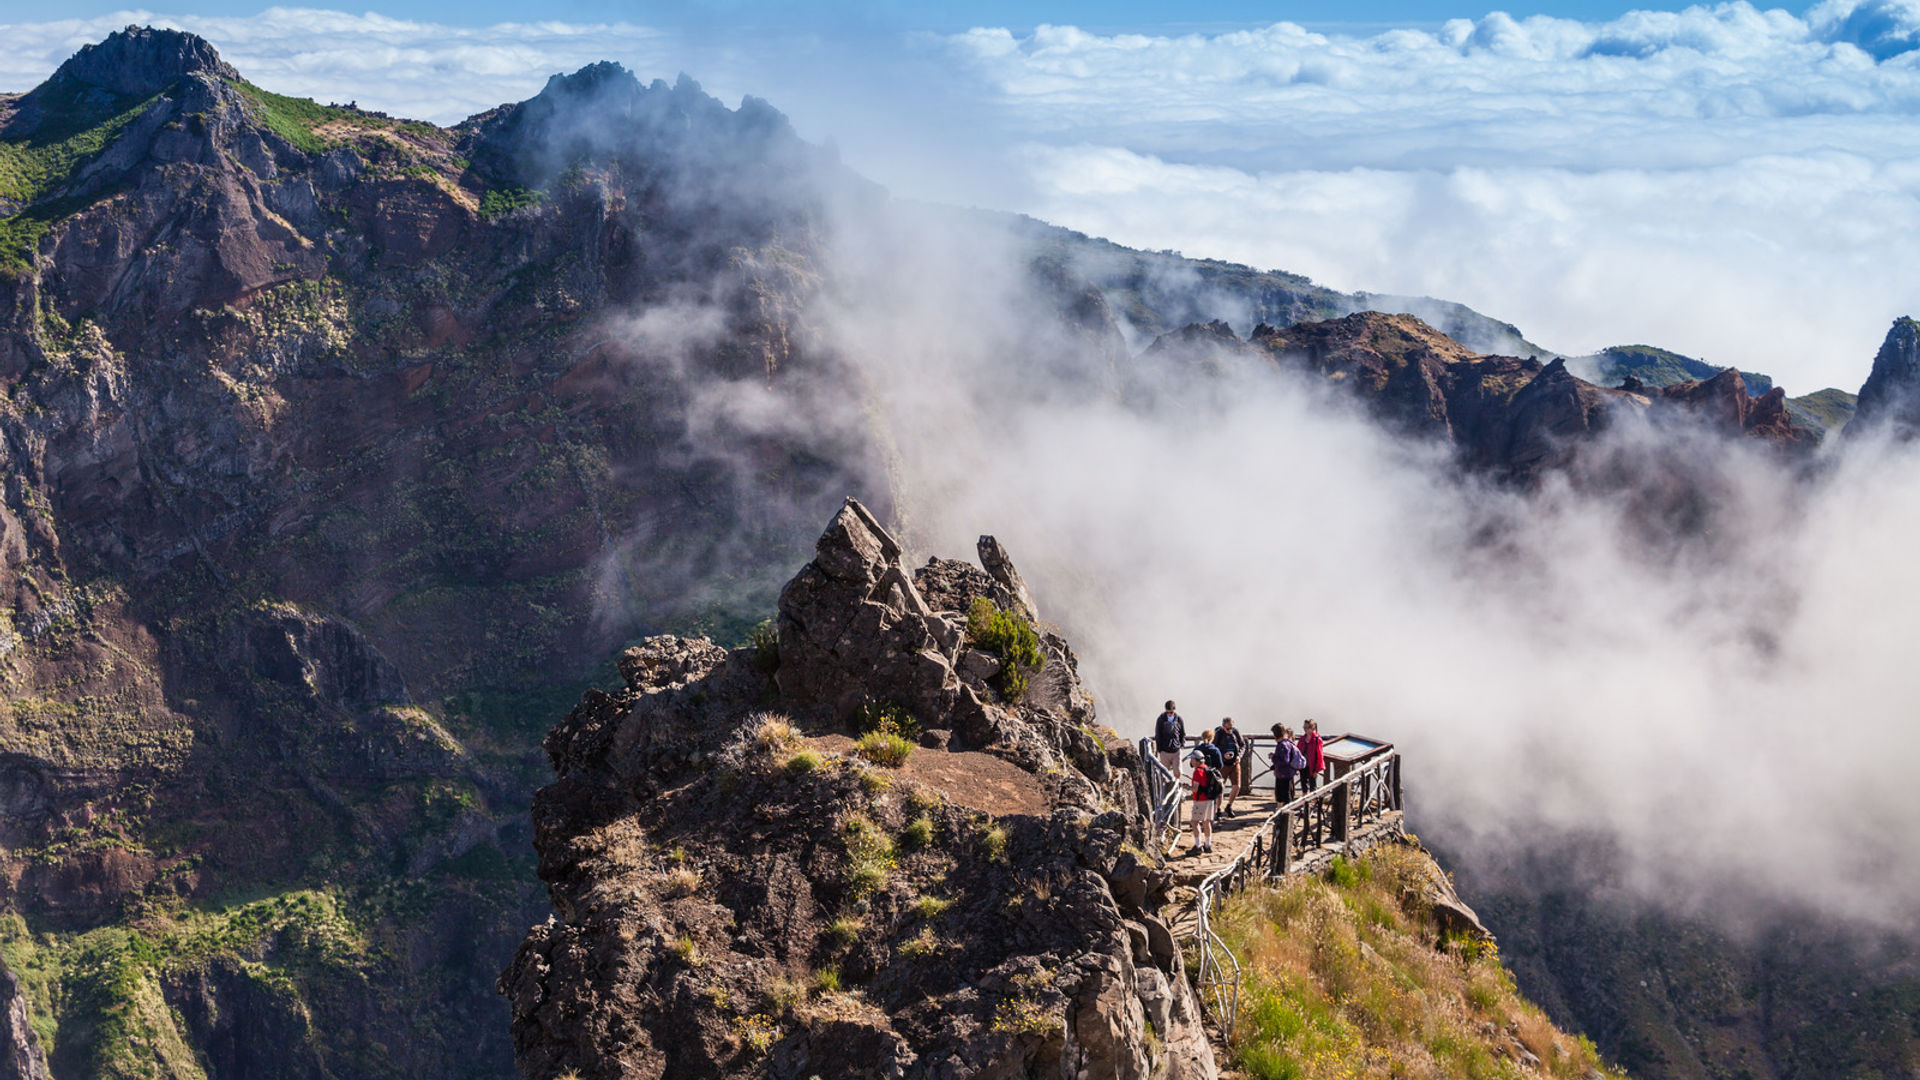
[1140,738,1403,1039]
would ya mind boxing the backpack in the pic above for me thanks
[1198,765,1223,801]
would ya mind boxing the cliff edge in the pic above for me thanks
[500,499,1217,1078]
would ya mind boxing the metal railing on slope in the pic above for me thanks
[1137,737,1190,856]
[1179,748,1403,1039]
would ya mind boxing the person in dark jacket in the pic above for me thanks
[1269,723,1306,801]
[1152,701,1185,774]
[1215,717,1248,817]
[1195,729,1225,772]
[1152,701,1185,829]
[1297,719,1326,791]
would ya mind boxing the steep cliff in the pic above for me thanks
[1848,317,1920,438]
[502,500,1216,1078]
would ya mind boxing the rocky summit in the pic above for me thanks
[502,499,1215,1079]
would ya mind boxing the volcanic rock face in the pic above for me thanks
[501,500,1215,1079]
[1849,316,1920,437]
[49,25,240,98]
[0,960,49,1080]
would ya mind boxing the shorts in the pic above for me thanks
[1157,749,1180,774]
[1191,799,1216,825]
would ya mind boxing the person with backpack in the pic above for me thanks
[1269,722,1307,802]
[1187,747,1220,854]
[1215,717,1248,818]
[1297,719,1326,791]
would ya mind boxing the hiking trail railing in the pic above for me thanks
[1138,737,1403,1040]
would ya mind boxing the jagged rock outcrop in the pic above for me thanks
[501,499,1216,1079]
[0,960,48,1080]
[1655,367,1812,445]
[1849,316,1920,437]
[48,25,239,98]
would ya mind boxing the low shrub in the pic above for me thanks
[843,816,896,899]
[966,598,1045,701]
[747,619,780,674]
[900,816,935,849]
[785,750,823,775]
[855,730,914,768]
[977,822,1009,863]
[855,699,920,739]
[751,714,798,752]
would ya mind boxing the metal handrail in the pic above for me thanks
[1137,737,1190,855]
[1175,748,1403,1041]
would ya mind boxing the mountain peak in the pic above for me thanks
[52,25,239,98]
[1850,316,1920,437]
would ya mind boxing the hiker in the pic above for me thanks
[1215,717,1248,818]
[1187,748,1219,854]
[1269,723,1306,801]
[1195,728,1226,773]
[1297,719,1326,791]
[1152,700,1186,828]
[1152,700,1186,775]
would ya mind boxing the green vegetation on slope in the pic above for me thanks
[965,597,1045,701]
[1787,387,1858,434]
[1215,846,1625,1080]
[0,80,159,272]
[0,891,367,1079]
[1585,344,1775,395]
[228,80,439,155]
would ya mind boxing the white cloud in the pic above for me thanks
[932,5,1920,390]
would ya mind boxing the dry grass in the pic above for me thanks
[751,713,799,752]
[662,865,702,898]
[1217,846,1625,1080]
[853,729,914,768]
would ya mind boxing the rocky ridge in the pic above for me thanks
[1132,312,1819,477]
[502,499,1215,1078]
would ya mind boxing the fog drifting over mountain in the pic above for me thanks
[782,196,1920,929]
[11,2,1920,390]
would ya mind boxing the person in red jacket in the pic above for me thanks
[1296,719,1326,791]
[1187,749,1217,855]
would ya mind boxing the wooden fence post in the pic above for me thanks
[1391,754,1403,810]
[1333,781,1350,846]
[1274,812,1293,876]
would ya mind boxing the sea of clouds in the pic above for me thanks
[12,3,1920,388]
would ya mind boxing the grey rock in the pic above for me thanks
[0,959,49,1080]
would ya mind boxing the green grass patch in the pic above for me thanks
[966,598,1045,702]
[854,729,913,768]
[841,815,896,900]
[478,185,543,220]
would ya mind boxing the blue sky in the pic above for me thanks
[6,0,1920,388]
[0,0,1706,30]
